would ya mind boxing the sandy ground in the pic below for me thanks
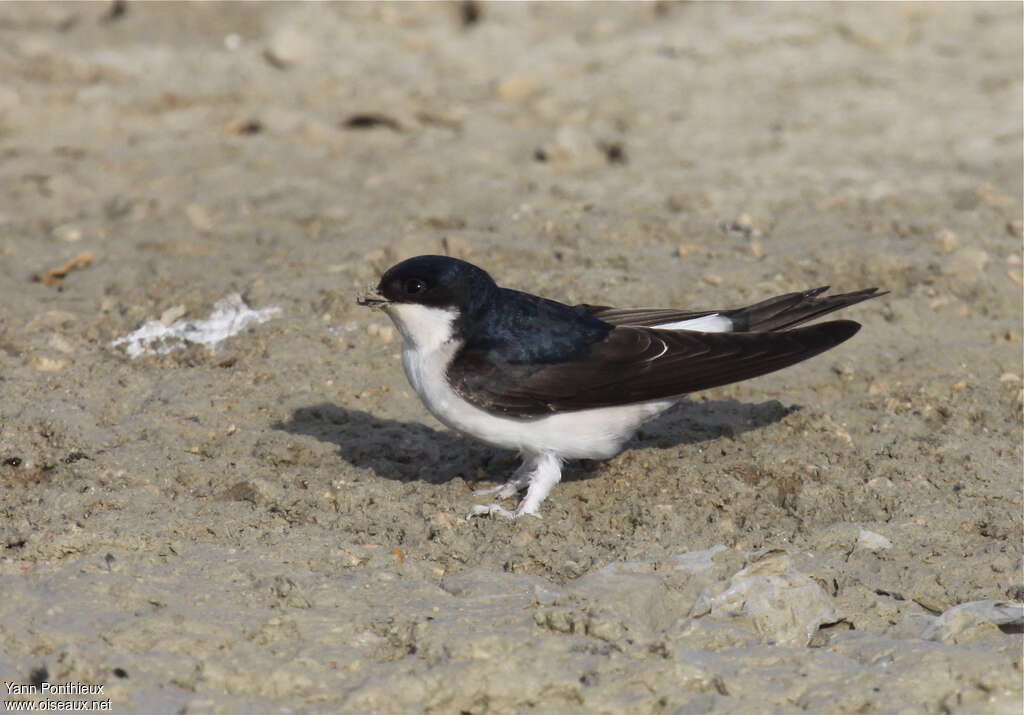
[0,2,1022,713]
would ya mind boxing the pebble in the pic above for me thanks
[720,214,761,238]
[265,27,318,68]
[160,305,187,326]
[30,355,70,372]
[51,224,83,242]
[495,74,540,102]
[691,551,837,647]
[932,228,958,253]
[26,310,76,330]
[185,204,215,232]
[366,323,395,343]
[856,529,893,551]
[218,479,276,506]
[47,335,74,354]
[921,600,1024,643]
[1007,219,1023,238]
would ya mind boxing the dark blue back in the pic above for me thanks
[461,288,612,365]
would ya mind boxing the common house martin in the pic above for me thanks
[358,255,884,519]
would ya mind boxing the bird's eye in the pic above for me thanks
[403,278,427,295]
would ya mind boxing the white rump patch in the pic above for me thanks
[655,313,733,333]
[111,294,281,358]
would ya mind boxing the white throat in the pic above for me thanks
[384,303,458,352]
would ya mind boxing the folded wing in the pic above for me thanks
[448,320,862,418]
[581,286,885,332]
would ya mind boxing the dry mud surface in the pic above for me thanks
[1,3,1022,713]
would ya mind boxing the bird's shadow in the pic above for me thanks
[272,399,797,486]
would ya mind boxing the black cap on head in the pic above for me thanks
[377,255,497,313]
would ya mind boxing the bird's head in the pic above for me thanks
[359,255,498,348]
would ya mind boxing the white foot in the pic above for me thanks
[466,503,541,520]
[472,482,523,499]
[465,453,562,520]
[472,459,532,499]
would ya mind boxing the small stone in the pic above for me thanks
[265,27,318,68]
[719,214,761,238]
[999,373,1020,383]
[933,229,958,253]
[702,274,723,286]
[692,552,836,647]
[227,117,263,135]
[912,596,948,615]
[51,224,83,242]
[1007,219,1023,238]
[30,355,70,372]
[677,243,700,257]
[26,310,76,330]
[160,305,187,326]
[867,381,888,396]
[856,528,893,551]
[922,600,1024,643]
[977,183,1013,208]
[185,204,214,232]
[749,239,765,258]
[495,74,540,102]
[47,335,74,354]
[218,479,275,505]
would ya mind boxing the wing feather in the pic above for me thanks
[448,321,862,418]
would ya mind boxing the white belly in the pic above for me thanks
[401,340,671,459]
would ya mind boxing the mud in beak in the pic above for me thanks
[357,290,389,308]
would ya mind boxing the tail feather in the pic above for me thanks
[724,287,887,332]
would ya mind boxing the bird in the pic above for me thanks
[358,255,884,519]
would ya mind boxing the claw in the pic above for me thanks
[466,503,517,519]
[465,503,542,520]
[466,453,559,520]
[472,483,522,499]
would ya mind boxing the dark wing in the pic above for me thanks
[579,287,886,331]
[721,287,886,331]
[448,321,862,418]
[579,304,719,328]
